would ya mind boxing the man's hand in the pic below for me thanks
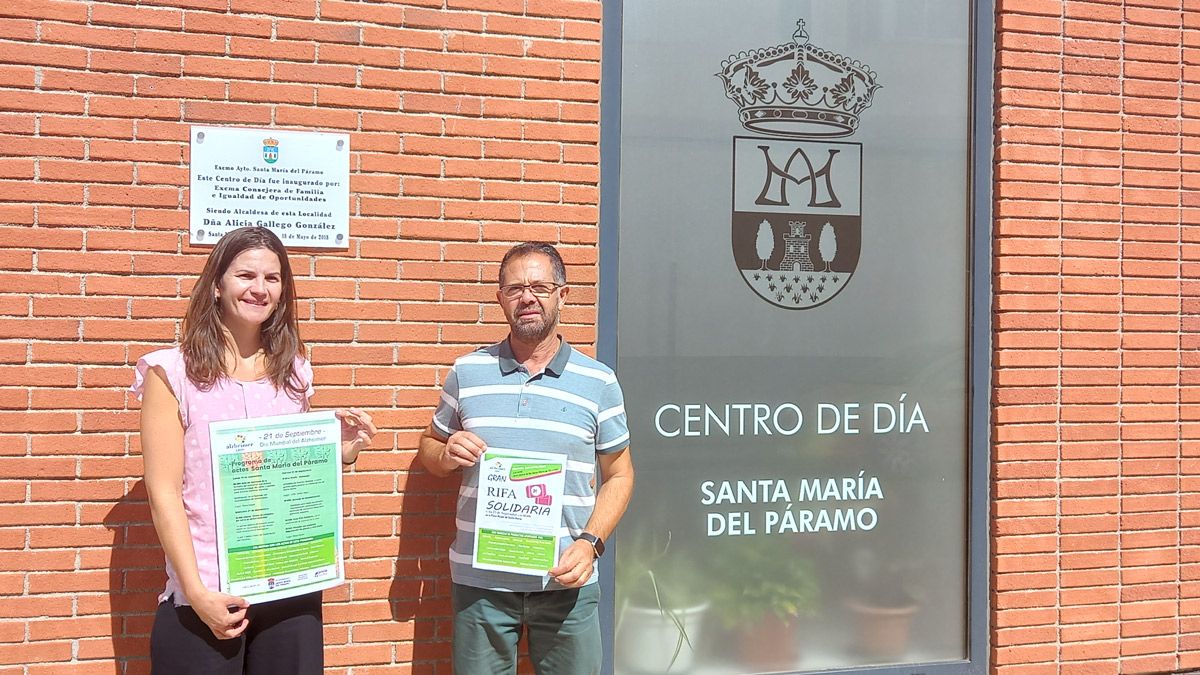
[441,430,487,472]
[419,425,485,477]
[549,539,596,588]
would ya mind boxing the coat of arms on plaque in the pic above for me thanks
[262,137,280,164]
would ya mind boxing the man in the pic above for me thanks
[418,242,635,675]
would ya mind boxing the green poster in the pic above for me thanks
[209,411,343,602]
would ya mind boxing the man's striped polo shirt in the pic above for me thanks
[432,338,630,592]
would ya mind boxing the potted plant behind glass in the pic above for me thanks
[614,530,710,674]
[844,547,921,662]
[706,536,820,672]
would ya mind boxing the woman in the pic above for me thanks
[132,226,375,674]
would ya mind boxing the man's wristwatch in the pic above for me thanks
[576,532,605,558]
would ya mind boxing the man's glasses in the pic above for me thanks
[499,283,564,299]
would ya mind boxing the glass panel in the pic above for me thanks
[612,1,972,672]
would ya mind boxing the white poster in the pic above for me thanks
[189,126,350,249]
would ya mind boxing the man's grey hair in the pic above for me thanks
[498,242,567,285]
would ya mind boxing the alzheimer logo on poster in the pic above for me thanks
[210,411,344,603]
[473,450,567,576]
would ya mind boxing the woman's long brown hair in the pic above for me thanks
[180,226,307,400]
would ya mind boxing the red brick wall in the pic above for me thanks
[0,1,602,672]
[993,1,1197,673]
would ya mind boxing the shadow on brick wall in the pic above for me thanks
[385,471,544,674]
[103,480,160,675]
[390,470,458,673]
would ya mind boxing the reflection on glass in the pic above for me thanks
[611,0,972,672]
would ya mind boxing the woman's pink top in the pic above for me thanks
[131,347,313,605]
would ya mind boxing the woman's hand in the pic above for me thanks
[188,587,250,640]
[337,407,376,465]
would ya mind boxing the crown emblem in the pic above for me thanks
[718,20,881,138]
[262,137,280,164]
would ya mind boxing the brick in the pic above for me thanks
[0,41,87,69]
[92,4,182,30]
[183,55,271,80]
[274,62,359,86]
[182,10,272,37]
[88,95,182,120]
[229,36,316,62]
[320,1,405,25]
[182,100,272,125]
[1,0,87,21]
[0,641,73,665]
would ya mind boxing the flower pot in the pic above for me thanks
[616,602,709,674]
[846,599,918,661]
[735,615,800,672]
